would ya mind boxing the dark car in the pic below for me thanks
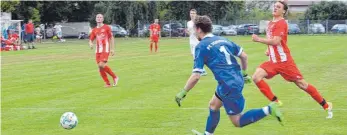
[331,24,347,34]
[288,23,301,34]
[237,24,259,35]
[162,23,185,37]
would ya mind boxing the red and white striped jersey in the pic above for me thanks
[266,19,292,63]
[90,24,112,53]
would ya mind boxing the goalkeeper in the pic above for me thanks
[175,15,283,135]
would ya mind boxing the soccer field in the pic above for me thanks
[2,35,347,135]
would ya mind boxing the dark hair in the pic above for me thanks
[190,9,197,12]
[194,15,212,33]
[277,1,288,15]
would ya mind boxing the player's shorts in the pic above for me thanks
[215,84,245,115]
[95,52,109,64]
[26,33,34,42]
[57,31,63,38]
[36,35,42,39]
[190,44,197,55]
[150,36,159,42]
[260,60,303,82]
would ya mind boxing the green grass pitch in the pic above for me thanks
[2,35,347,135]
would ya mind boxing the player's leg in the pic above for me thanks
[149,38,153,52]
[252,62,281,104]
[279,62,332,118]
[204,93,223,135]
[294,79,333,118]
[228,102,283,127]
[154,38,159,52]
[30,34,36,49]
[96,54,111,87]
[100,53,119,86]
[25,34,31,49]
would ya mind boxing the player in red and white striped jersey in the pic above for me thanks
[89,14,119,87]
[251,0,332,119]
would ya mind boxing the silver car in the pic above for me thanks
[222,27,237,36]
[308,23,325,34]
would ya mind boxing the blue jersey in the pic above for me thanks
[193,34,244,96]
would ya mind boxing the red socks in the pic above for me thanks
[99,68,110,85]
[305,84,328,109]
[104,66,117,79]
[255,80,277,102]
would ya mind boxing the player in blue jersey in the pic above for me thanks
[175,15,283,135]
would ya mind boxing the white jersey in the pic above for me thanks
[54,25,62,32]
[187,20,199,45]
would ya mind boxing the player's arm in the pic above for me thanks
[231,41,252,84]
[109,30,115,56]
[252,22,285,46]
[252,35,281,46]
[149,25,153,37]
[175,45,204,107]
[159,25,161,38]
[89,30,95,49]
[185,22,191,35]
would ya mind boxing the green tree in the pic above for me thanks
[304,1,347,20]
[0,1,20,12]
[12,1,41,25]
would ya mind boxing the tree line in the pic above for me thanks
[1,1,346,30]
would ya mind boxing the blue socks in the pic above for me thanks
[205,108,220,133]
[239,106,270,127]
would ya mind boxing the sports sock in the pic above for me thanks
[205,108,220,134]
[155,42,158,52]
[99,68,110,85]
[305,84,328,109]
[239,106,270,127]
[104,66,117,79]
[256,80,278,102]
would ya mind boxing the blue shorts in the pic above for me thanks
[26,33,34,42]
[215,84,245,115]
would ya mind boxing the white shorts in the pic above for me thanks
[57,31,62,38]
[190,44,197,56]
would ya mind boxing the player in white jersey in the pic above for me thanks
[186,9,207,76]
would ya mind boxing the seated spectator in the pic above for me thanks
[6,31,20,50]
[35,27,42,43]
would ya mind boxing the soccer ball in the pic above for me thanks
[60,112,78,130]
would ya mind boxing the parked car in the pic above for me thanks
[222,26,237,36]
[138,24,150,37]
[212,25,224,36]
[288,23,301,34]
[162,23,185,37]
[228,25,238,30]
[308,23,325,34]
[237,24,259,35]
[331,24,347,34]
[110,24,128,37]
[61,26,80,38]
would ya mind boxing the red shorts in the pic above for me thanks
[96,53,109,63]
[260,60,303,82]
[150,36,159,42]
